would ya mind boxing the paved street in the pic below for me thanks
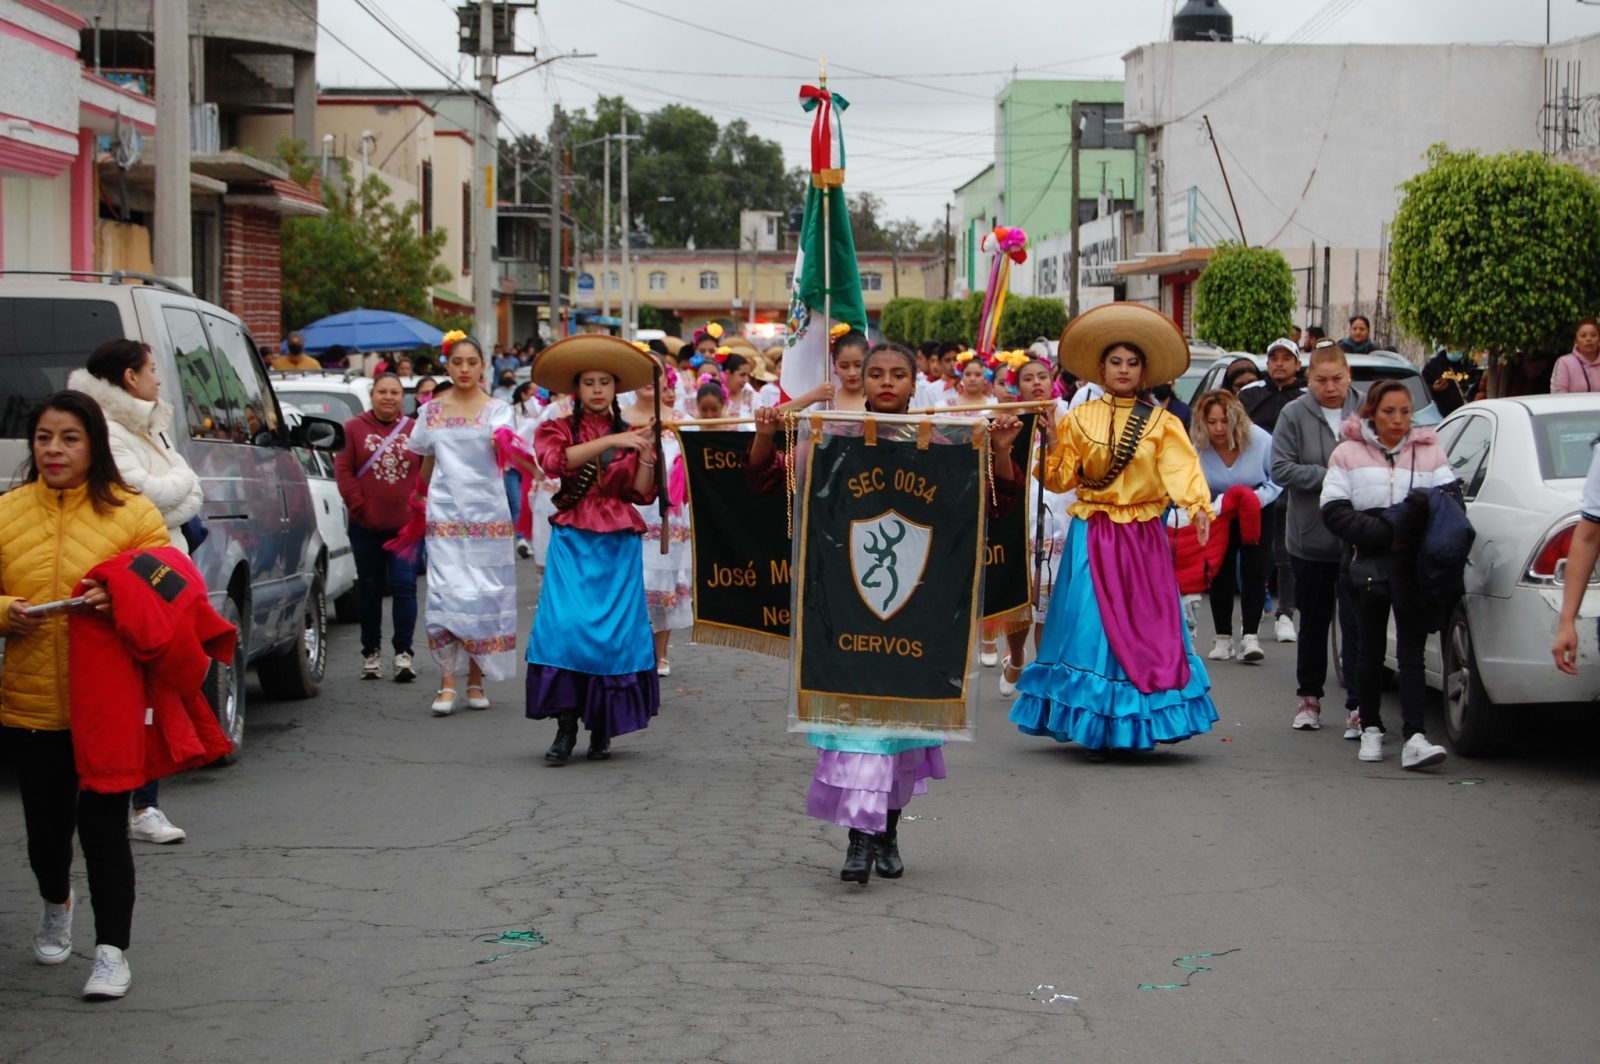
[3,574,1599,1064]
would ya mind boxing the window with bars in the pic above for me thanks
[699,270,720,290]
[860,272,883,292]
[649,271,668,291]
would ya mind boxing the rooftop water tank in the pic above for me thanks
[1173,0,1233,43]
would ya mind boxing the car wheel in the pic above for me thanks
[333,587,358,624]
[206,594,247,764]
[257,575,326,700]
[1441,605,1508,757]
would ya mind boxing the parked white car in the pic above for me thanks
[1386,394,1600,754]
[280,403,358,623]
[268,369,373,423]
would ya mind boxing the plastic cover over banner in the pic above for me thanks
[789,413,988,742]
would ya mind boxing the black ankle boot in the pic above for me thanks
[873,809,904,879]
[586,721,611,761]
[544,713,579,764]
[840,829,873,884]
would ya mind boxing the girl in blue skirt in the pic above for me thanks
[525,336,662,763]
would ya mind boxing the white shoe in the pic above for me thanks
[33,888,73,965]
[361,653,381,680]
[465,685,491,711]
[1292,696,1321,730]
[998,655,1021,698]
[979,645,999,668]
[1238,634,1264,662]
[128,807,186,844]
[393,652,416,684]
[516,537,532,559]
[82,944,131,1000]
[1343,709,1362,740]
[1274,614,1298,642]
[1401,732,1448,770]
[1358,726,1385,762]
[656,659,671,677]
[1207,636,1233,661]
[431,688,457,716]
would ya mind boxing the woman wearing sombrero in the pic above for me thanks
[525,335,663,763]
[1009,303,1219,759]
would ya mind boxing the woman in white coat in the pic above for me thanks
[69,339,205,845]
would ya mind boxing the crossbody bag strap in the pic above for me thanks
[356,416,409,480]
[1078,400,1155,491]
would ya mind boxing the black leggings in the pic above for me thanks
[3,727,135,950]
[1353,582,1429,739]
[1208,518,1272,637]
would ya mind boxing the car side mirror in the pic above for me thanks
[293,415,344,452]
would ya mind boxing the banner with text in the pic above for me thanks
[793,416,986,740]
[982,413,1035,630]
[676,429,792,657]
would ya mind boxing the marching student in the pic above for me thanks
[749,346,1024,885]
[694,381,727,420]
[403,334,528,715]
[944,353,996,411]
[525,336,662,764]
[1009,303,1219,761]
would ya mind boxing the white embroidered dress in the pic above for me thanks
[407,398,520,679]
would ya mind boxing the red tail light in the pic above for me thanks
[1529,524,1574,580]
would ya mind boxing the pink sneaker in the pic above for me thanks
[1343,709,1362,740]
[1292,696,1322,731]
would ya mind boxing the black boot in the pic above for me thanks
[544,713,579,764]
[840,829,873,884]
[873,809,904,879]
[586,719,611,761]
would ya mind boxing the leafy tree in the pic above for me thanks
[879,297,922,345]
[998,297,1068,351]
[274,140,451,331]
[923,299,969,345]
[1193,243,1295,352]
[960,290,986,342]
[1389,145,1600,366]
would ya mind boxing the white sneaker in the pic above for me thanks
[33,888,73,965]
[82,944,131,1000]
[1343,709,1362,740]
[979,645,999,667]
[1207,636,1233,661]
[1401,733,1448,770]
[128,807,186,844]
[516,537,532,559]
[361,653,381,680]
[393,652,416,684]
[998,655,1021,698]
[1292,696,1321,730]
[1238,634,1264,662]
[1274,614,1298,643]
[1358,726,1385,762]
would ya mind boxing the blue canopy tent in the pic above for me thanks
[293,308,445,353]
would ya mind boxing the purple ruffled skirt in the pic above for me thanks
[805,747,947,832]
[525,665,659,736]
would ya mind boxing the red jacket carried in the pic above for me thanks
[68,547,236,793]
[1169,484,1262,595]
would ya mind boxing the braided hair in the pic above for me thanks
[566,371,628,447]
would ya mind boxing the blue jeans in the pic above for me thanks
[350,522,418,656]
[503,471,524,528]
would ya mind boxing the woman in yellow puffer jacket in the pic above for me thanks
[0,391,167,1002]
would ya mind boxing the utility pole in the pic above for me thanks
[943,202,952,298]
[562,142,572,332]
[474,0,496,346]
[620,108,631,339]
[153,0,192,290]
[549,104,562,341]
[748,233,759,325]
[601,135,612,320]
[1068,101,1081,319]
[1202,115,1247,247]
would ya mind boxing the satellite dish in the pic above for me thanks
[114,112,141,170]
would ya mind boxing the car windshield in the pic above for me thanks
[1532,410,1600,479]
[275,390,362,421]
[0,297,125,437]
[1172,364,1212,404]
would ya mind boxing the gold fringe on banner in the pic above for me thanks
[982,602,1034,637]
[692,621,791,659]
[797,691,968,732]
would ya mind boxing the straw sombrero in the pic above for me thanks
[749,354,778,383]
[1059,302,1189,388]
[660,335,687,356]
[532,334,658,394]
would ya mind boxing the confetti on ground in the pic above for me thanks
[1029,983,1079,1005]
[475,930,549,965]
[1137,948,1240,990]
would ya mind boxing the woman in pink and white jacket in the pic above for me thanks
[1320,379,1456,770]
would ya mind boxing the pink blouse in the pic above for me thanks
[533,411,657,534]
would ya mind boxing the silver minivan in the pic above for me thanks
[0,273,345,759]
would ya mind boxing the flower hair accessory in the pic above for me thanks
[632,341,651,353]
[440,329,468,355]
[714,345,732,364]
[706,322,724,340]
[954,349,978,365]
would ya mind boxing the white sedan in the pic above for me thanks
[1388,394,1600,754]
[280,404,359,624]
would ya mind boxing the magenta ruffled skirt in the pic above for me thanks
[805,747,947,832]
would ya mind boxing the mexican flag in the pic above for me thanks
[782,86,866,403]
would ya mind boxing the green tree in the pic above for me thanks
[960,290,986,342]
[923,299,969,345]
[1389,145,1600,372]
[1192,243,1296,352]
[879,297,923,344]
[998,297,1068,350]
[275,141,451,331]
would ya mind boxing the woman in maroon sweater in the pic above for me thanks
[333,372,422,682]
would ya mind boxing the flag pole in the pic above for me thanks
[819,56,832,350]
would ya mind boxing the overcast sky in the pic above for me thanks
[316,0,1599,226]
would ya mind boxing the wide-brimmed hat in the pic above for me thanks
[660,335,687,356]
[532,334,658,394]
[749,354,778,383]
[1059,303,1189,388]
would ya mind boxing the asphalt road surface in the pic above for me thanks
[2,576,1599,1064]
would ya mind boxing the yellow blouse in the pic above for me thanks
[1044,395,1215,523]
